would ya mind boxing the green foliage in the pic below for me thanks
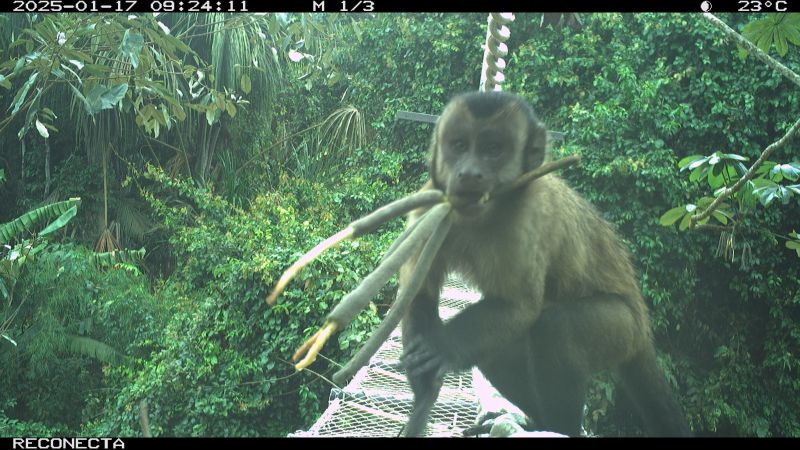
[787,231,800,256]
[740,13,800,58]
[0,14,229,140]
[0,409,70,437]
[67,335,130,365]
[92,248,146,268]
[678,152,748,188]
[0,243,162,430]
[662,149,799,245]
[660,197,732,230]
[320,105,368,153]
[0,198,81,243]
[86,167,385,436]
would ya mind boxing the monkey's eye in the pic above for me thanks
[483,143,505,158]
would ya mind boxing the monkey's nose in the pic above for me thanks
[457,171,484,183]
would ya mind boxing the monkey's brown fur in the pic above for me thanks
[399,92,689,437]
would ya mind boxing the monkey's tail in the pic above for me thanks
[617,347,692,437]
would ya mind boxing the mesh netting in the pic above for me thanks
[290,276,482,437]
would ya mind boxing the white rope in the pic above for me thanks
[479,13,515,92]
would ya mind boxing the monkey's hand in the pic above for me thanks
[401,331,466,379]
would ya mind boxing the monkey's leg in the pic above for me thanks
[536,295,689,436]
[617,346,691,436]
[477,325,588,436]
[479,295,650,436]
[475,339,548,430]
[529,295,652,436]
[525,322,590,436]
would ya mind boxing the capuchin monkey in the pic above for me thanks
[398,91,690,437]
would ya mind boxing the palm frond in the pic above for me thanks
[0,198,81,243]
[66,335,129,365]
[319,104,368,152]
[113,196,156,242]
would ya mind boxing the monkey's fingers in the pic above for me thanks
[292,321,339,370]
[405,358,446,381]
[401,336,427,358]
[401,346,442,378]
[267,228,354,305]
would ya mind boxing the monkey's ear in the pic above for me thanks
[427,124,443,189]
[525,120,548,171]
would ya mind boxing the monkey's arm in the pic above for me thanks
[400,277,447,437]
[403,293,544,378]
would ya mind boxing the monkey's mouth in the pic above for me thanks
[449,191,489,216]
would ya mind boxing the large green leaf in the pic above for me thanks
[0,198,81,243]
[769,163,800,182]
[39,205,78,236]
[119,29,145,69]
[753,181,794,207]
[67,81,91,112]
[742,14,800,57]
[84,83,129,115]
[678,154,704,170]
[35,118,49,138]
[659,206,687,226]
[67,335,129,365]
[9,71,38,115]
[788,232,800,257]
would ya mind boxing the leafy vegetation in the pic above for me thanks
[1,12,799,437]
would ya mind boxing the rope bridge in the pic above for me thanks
[290,277,482,437]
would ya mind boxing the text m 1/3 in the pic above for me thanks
[312,1,375,12]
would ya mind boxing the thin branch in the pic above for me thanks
[277,154,580,375]
[693,224,734,233]
[702,13,800,89]
[690,116,800,226]
[292,321,338,370]
[332,210,453,384]
[485,155,581,202]
[289,202,451,370]
[513,155,581,189]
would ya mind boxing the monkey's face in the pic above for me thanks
[431,96,542,221]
